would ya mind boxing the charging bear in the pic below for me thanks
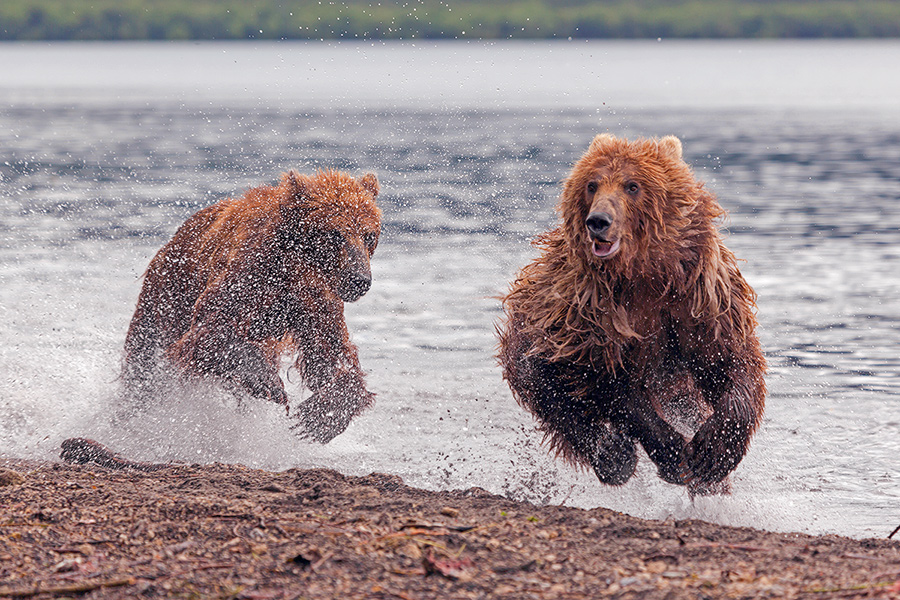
[123,170,381,443]
[497,134,766,495]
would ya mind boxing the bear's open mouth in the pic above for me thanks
[591,238,620,259]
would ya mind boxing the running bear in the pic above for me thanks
[123,170,381,443]
[497,134,765,495]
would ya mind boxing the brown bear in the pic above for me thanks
[497,134,766,495]
[122,169,382,443]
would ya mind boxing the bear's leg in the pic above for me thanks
[168,328,288,406]
[121,303,167,411]
[223,341,288,406]
[616,400,690,486]
[503,347,638,485]
[589,422,638,485]
[685,352,766,485]
[685,406,755,485]
[290,293,374,443]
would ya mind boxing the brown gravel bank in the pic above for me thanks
[1,460,899,599]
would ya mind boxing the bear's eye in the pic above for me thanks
[363,232,379,253]
[624,181,640,195]
[586,181,598,195]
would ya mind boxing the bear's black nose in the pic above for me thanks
[340,273,372,302]
[585,212,613,238]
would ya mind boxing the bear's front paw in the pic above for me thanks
[684,419,749,485]
[290,382,375,443]
[687,476,733,498]
[589,425,638,486]
[236,370,288,406]
[642,436,691,485]
[291,397,354,443]
[656,456,691,486]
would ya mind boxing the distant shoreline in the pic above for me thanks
[3,0,900,42]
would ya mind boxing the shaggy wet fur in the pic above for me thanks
[123,170,382,443]
[497,134,766,494]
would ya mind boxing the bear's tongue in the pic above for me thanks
[591,238,619,258]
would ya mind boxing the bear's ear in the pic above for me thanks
[589,133,616,151]
[358,172,379,198]
[658,136,683,160]
[279,171,315,229]
[282,170,312,201]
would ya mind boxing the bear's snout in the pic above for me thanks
[585,212,613,240]
[334,241,374,302]
[339,272,372,303]
[585,211,620,259]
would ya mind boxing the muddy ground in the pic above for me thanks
[1,458,899,599]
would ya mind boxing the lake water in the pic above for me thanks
[1,40,899,539]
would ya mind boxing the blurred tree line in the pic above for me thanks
[2,0,899,40]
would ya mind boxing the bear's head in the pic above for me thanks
[560,134,718,275]
[278,170,382,302]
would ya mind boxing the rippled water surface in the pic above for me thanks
[2,40,899,539]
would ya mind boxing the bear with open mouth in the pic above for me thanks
[497,134,766,496]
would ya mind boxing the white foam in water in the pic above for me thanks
[0,332,883,539]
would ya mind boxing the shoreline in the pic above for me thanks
[2,459,899,598]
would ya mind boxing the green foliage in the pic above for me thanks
[1,0,899,40]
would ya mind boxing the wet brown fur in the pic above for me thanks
[497,135,766,493]
[123,170,382,443]
[60,438,169,472]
